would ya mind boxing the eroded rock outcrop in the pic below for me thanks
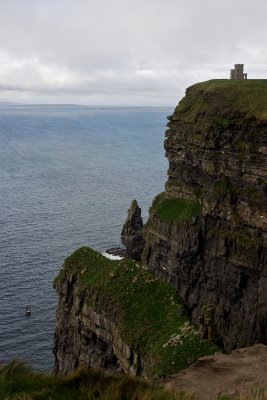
[121,199,145,260]
[142,80,267,350]
[53,247,217,377]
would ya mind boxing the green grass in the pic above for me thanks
[1,361,266,400]
[217,385,267,400]
[152,194,202,224]
[212,177,265,208]
[176,79,267,122]
[56,247,218,377]
[220,229,263,249]
[0,361,192,400]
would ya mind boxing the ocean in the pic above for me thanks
[0,105,171,371]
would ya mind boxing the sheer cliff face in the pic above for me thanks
[142,80,267,350]
[54,270,141,376]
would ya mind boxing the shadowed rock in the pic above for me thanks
[142,80,267,351]
[121,200,145,260]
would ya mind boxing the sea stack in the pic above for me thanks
[121,199,145,260]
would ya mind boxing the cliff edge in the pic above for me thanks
[142,79,267,351]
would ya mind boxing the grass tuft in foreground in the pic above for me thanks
[1,361,266,400]
[0,361,192,400]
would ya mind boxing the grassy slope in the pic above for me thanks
[1,361,266,400]
[152,193,202,224]
[57,247,218,377]
[0,361,190,400]
[176,79,267,121]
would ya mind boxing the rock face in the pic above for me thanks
[54,270,141,376]
[142,80,267,351]
[121,199,145,260]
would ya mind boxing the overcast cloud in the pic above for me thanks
[0,0,266,105]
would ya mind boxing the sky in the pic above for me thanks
[0,0,266,106]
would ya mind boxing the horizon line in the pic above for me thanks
[0,102,174,108]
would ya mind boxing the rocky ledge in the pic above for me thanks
[54,247,217,378]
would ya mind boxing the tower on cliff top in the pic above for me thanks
[230,64,247,80]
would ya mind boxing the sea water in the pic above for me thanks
[0,105,171,371]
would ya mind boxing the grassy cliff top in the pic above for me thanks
[175,79,267,121]
[56,247,218,377]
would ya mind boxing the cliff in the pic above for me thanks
[54,79,267,379]
[54,247,217,378]
[142,79,267,350]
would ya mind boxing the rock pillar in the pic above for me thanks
[121,200,145,260]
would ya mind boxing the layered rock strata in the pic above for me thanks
[142,80,267,350]
[54,269,141,376]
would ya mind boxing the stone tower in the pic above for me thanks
[230,64,247,80]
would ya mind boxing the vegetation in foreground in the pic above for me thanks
[0,361,190,400]
[217,386,267,400]
[1,361,266,400]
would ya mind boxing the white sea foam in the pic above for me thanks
[101,252,124,260]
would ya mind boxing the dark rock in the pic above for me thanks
[142,80,267,351]
[54,271,141,376]
[105,247,126,257]
[121,200,145,260]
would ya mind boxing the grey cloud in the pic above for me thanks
[0,0,266,105]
